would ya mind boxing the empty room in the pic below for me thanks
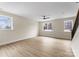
[0,2,79,57]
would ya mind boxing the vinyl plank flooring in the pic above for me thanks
[0,37,74,57]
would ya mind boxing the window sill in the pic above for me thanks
[44,30,52,31]
[64,30,71,32]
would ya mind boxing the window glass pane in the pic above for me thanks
[0,16,12,30]
[44,23,47,30]
[48,23,52,30]
[64,20,72,32]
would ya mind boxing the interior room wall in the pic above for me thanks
[39,17,76,40]
[0,11,38,45]
[72,26,79,57]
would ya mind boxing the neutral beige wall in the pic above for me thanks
[71,26,79,57]
[39,17,76,39]
[0,11,38,45]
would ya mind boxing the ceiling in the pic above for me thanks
[0,2,78,21]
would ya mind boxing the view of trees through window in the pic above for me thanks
[43,22,52,31]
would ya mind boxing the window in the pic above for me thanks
[64,20,73,32]
[43,22,52,31]
[0,16,13,30]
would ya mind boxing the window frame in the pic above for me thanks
[64,20,73,32]
[43,22,53,31]
[0,15,13,30]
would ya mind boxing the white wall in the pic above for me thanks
[0,11,38,45]
[72,26,79,57]
[39,17,76,39]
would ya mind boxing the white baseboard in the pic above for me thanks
[0,36,35,46]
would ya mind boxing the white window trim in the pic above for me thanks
[0,15,13,30]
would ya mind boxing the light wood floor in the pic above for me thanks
[0,37,74,57]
